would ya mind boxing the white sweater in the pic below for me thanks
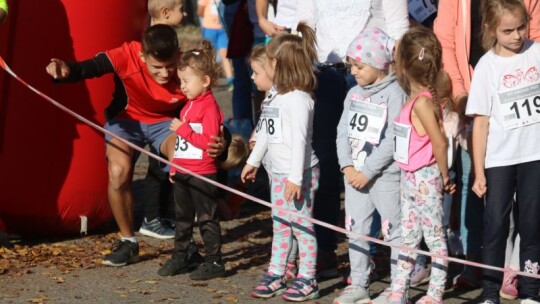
[247,90,319,185]
[297,0,409,63]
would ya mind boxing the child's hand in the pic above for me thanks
[472,175,487,198]
[443,176,456,194]
[169,118,183,132]
[344,167,369,189]
[46,58,70,79]
[169,171,176,184]
[284,181,301,202]
[241,164,258,183]
[208,125,226,158]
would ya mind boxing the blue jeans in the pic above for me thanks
[312,65,354,253]
[458,148,483,255]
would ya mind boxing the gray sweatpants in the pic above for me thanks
[344,177,401,288]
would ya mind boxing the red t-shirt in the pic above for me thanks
[171,90,224,175]
[105,41,187,123]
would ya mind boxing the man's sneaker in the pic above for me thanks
[416,295,443,304]
[453,266,481,288]
[158,258,189,276]
[410,264,431,287]
[521,299,540,304]
[251,272,287,298]
[317,250,339,279]
[102,239,139,267]
[187,242,204,271]
[189,261,226,280]
[333,284,370,304]
[281,277,320,301]
[285,259,298,281]
[139,217,175,239]
[368,288,391,304]
[499,268,518,300]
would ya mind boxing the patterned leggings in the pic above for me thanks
[391,163,448,301]
[268,166,320,279]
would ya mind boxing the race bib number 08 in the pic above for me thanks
[347,101,387,144]
[394,122,411,164]
[498,83,540,130]
[258,106,282,143]
[174,123,203,159]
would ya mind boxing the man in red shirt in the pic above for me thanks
[46,24,188,266]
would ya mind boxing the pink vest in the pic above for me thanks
[395,91,437,172]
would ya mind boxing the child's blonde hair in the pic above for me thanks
[396,26,443,118]
[178,39,219,86]
[148,0,183,19]
[435,70,454,112]
[481,0,530,51]
[249,44,267,66]
[218,135,249,170]
[266,22,318,93]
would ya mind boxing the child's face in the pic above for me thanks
[250,60,273,92]
[492,9,527,56]
[141,54,178,84]
[178,66,210,100]
[348,58,385,87]
[167,1,186,27]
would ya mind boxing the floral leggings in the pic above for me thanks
[268,166,320,279]
[391,163,448,301]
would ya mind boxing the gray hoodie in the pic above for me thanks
[336,73,406,182]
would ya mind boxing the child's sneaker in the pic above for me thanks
[368,288,391,304]
[410,264,431,287]
[281,277,320,302]
[453,266,481,288]
[333,284,370,304]
[251,272,287,298]
[521,299,540,304]
[285,260,298,281]
[386,290,408,304]
[499,268,518,300]
[189,261,225,280]
[416,295,443,304]
[157,258,189,276]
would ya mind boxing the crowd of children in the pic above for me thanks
[41,0,540,302]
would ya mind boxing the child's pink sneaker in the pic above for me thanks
[499,268,518,300]
[415,295,443,304]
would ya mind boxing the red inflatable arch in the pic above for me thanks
[0,0,147,236]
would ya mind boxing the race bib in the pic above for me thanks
[257,106,283,143]
[394,122,411,164]
[347,100,387,144]
[408,0,437,23]
[497,82,540,130]
[174,123,203,159]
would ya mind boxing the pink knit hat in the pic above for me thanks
[346,27,395,70]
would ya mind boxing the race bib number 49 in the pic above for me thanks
[174,123,203,159]
[258,106,283,143]
[347,101,387,144]
[498,83,540,130]
[394,122,411,164]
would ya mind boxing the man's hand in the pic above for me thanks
[46,58,70,79]
[207,125,226,158]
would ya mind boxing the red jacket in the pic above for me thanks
[171,90,224,174]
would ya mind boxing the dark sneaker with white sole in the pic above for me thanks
[189,261,226,280]
[139,217,175,239]
[102,240,139,267]
[158,258,190,276]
